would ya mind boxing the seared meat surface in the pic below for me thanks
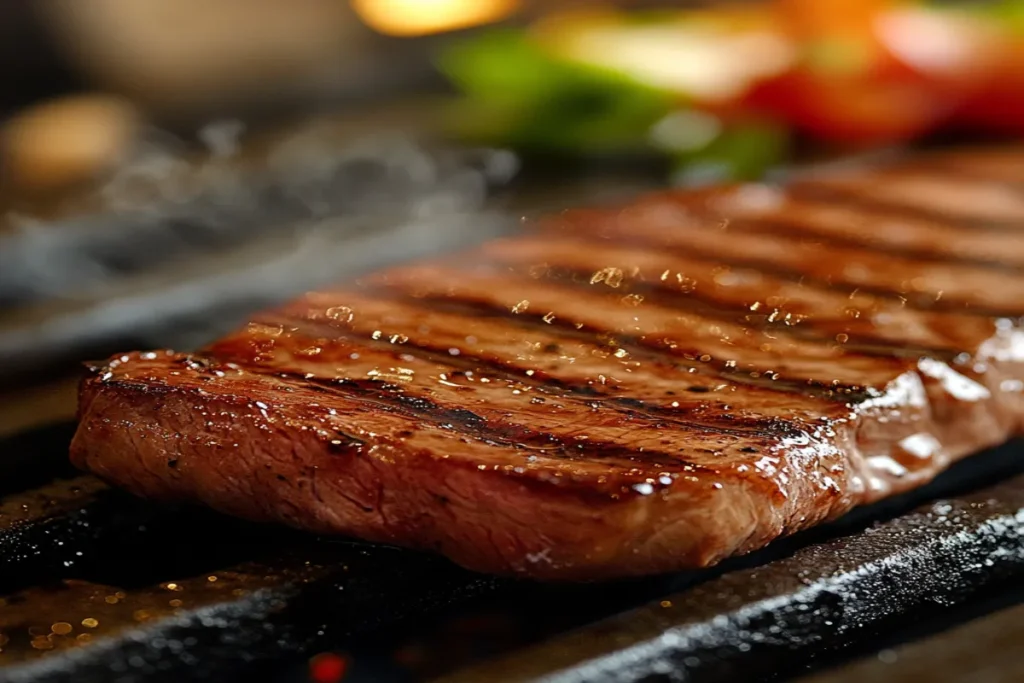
[72,148,1024,580]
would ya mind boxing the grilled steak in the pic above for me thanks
[71,148,1024,580]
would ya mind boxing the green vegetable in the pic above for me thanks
[436,27,789,181]
[436,29,673,154]
[669,120,790,185]
[929,0,1024,29]
[983,0,1024,28]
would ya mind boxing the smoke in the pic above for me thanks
[0,122,519,377]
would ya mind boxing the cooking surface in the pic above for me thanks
[4,113,1024,678]
[797,602,1024,683]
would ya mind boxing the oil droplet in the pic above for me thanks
[162,582,183,592]
[207,575,218,582]
[511,300,530,314]
[169,599,183,608]
[591,267,624,288]
[133,610,151,622]
[325,306,354,323]
[81,618,99,629]
[51,622,73,635]
[104,595,120,604]
[76,633,92,643]
[660,600,673,608]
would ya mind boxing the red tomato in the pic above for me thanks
[954,34,1024,134]
[749,0,1000,146]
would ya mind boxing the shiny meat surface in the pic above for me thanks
[71,148,1024,580]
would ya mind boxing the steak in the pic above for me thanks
[71,148,1024,580]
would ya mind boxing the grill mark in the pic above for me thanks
[366,289,880,403]
[533,263,960,363]
[787,181,1024,233]
[580,229,1016,318]
[254,310,809,439]
[490,230,1001,352]
[724,214,1024,273]
[888,154,1024,190]
[230,361,723,473]
[477,236,970,357]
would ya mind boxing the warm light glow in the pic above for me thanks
[351,0,519,37]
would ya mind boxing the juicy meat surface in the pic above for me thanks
[71,148,1024,580]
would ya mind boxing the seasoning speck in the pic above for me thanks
[591,266,624,287]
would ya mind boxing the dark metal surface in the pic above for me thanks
[3,418,1024,682]
[796,602,1024,683]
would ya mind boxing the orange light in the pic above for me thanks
[351,0,519,37]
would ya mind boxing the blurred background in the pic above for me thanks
[1,0,1023,433]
